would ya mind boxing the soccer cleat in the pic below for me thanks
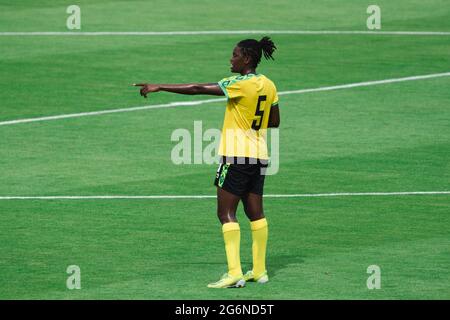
[207,273,246,289]
[243,270,269,284]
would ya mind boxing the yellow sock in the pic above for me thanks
[222,222,242,277]
[250,218,268,277]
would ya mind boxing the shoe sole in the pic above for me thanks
[244,276,269,284]
[256,276,269,284]
[227,279,246,288]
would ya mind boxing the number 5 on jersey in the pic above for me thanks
[252,95,267,131]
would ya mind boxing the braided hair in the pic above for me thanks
[237,36,277,68]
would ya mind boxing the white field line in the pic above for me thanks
[0,191,449,200]
[0,98,226,126]
[1,71,450,127]
[278,72,450,95]
[1,30,450,36]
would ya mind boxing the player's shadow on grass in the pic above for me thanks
[267,254,304,278]
[181,254,304,277]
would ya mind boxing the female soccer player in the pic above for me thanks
[134,36,280,288]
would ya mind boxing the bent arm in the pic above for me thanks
[268,104,280,128]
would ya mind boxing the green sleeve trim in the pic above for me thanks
[218,81,229,98]
[219,74,255,87]
[271,102,279,106]
[218,74,257,99]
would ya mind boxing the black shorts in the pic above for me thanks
[213,157,268,197]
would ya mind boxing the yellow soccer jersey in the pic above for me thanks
[218,73,278,160]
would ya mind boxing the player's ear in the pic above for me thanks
[243,55,252,66]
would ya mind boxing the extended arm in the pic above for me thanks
[133,83,224,98]
[267,104,280,128]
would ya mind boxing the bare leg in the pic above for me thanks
[216,187,241,224]
[241,192,265,221]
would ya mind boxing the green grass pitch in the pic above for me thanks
[0,0,449,299]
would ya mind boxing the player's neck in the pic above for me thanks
[240,67,256,76]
